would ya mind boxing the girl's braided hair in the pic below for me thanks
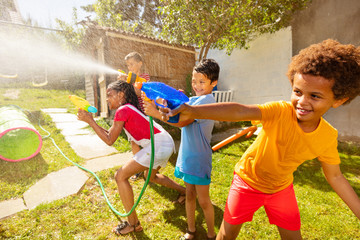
[287,39,360,104]
[107,81,142,112]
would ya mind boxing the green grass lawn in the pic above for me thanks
[1,85,360,239]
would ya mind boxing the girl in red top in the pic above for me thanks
[77,81,185,236]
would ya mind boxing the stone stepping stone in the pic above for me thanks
[84,152,132,172]
[41,108,68,113]
[23,166,88,209]
[64,135,118,160]
[0,198,27,219]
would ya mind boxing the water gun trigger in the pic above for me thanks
[154,97,167,108]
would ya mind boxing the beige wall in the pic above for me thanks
[291,0,360,55]
[325,98,360,142]
[207,27,293,104]
[208,17,360,141]
[291,0,360,141]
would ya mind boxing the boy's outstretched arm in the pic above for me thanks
[162,102,262,122]
[321,162,360,219]
[143,99,194,127]
[77,109,123,146]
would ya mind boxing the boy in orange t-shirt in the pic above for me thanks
[160,39,360,239]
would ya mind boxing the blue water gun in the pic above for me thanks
[135,82,189,123]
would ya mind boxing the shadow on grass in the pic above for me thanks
[0,153,48,183]
[293,154,360,195]
[167,153,178,168]
[162,198,224,238]
[147,175,224,238]
[131,231,153,240]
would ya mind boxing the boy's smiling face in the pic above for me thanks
[290,73,348,132]
[192,70,217,96]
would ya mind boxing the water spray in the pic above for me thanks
[0,30,120,86]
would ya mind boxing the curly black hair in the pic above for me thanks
[194,58,220,83]
[287,39,360,104]
[107,81,142,111]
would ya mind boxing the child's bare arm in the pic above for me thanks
[143,99,194,127]
[77,109,123,146]
[321,162,360,219]
[162,102,262,122]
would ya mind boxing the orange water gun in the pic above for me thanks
[69,95,97,113]
[118,69,147,85]
[212,125,258,151]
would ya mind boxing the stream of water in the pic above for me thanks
[0,30,118,85]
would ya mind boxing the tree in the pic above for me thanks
[55,7,86,50]
[82,0,163,36]
[56,1,163,49]
[160,0,312,60]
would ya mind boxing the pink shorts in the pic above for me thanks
[224,173,301,231]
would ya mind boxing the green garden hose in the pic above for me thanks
[39,115,155,217]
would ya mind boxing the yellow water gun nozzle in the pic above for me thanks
[69,95,97,113]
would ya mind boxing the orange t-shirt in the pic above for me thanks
[234,101,340,194]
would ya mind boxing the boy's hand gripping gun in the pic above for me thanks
[118,70,147,85]
[134,82,189,123]
[69,95,97,113]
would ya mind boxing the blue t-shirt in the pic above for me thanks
[176,94,215,178]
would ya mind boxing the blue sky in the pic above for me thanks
[17,0,96,28]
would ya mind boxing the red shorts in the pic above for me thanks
[224,173,301,231]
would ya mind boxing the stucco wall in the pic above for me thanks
[291,0,360,55]
[291,0,360,141]
[207,27,293,105]
[325,98,360,142]
[207,0,360,142]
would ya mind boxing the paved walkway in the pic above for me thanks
[0,109,260,220]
